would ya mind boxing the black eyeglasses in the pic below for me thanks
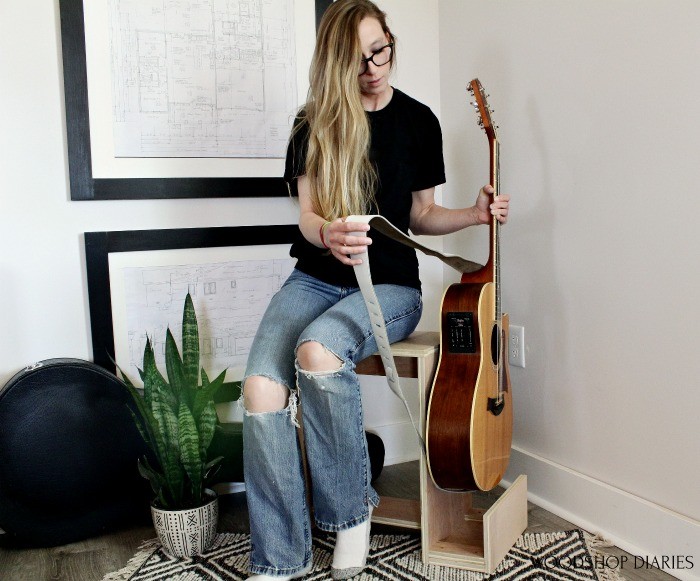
[358,42,394,75]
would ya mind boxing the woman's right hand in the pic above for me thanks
[323,218,372,266]
[296,176,372,265]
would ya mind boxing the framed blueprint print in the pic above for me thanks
[85,224,299,383]
[60,0,333,200]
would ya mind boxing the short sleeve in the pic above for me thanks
[411,108,446,192]
[283,115,310,196]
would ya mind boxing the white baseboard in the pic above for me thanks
[502,446,700,581]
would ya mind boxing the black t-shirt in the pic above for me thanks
[284,88,446,290]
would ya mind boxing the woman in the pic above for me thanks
[242,1,510,579]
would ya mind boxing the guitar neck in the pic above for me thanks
[461,77,502,320]
[492,139,501,323]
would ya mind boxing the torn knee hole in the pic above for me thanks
[243,376,291,414]
[296,341,343,373]
[244,392,301,428]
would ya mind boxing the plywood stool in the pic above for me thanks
[356,331,528,574]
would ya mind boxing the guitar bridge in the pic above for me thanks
[487,397,505,416]
[446,312,476,353]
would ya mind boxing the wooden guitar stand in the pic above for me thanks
[356,331,528,574]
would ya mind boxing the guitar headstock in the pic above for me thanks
[468,78,498,142]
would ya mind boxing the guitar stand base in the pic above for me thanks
[373,474,528,574]
[358,332,528,574]
[421,474,528,573]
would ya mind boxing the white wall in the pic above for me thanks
[438,0,700,573]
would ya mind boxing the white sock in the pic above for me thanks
[332,506,373,571]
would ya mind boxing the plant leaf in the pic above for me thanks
[142,336,167,409]
[203,456,224,486]
[138,457,162,492]
[193,369,227,421]
[182,293,199,389]
[143,337,175,412]
[127,406,152,449]
[109,352,135,388]
[207,369,228,396]
[165,328,185,403]
[152,390,183,507]
[138,456,168,509]
[203,456,224,471]
[197,400,218,458]
[178,401,203,505]
[114,367,161,453]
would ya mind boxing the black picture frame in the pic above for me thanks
[85,224,299,372]
[59,0,333,200]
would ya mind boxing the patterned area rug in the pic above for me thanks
[104,529,622,580]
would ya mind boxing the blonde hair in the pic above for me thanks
[297,0,395,220]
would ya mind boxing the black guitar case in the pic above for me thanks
[0,359,152,547]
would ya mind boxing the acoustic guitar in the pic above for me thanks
[425,79,512,492]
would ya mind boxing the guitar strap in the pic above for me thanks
[347,215,482,451]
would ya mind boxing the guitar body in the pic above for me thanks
[425,79,513,492]
[426,282,512,491]
[471,310,512,491]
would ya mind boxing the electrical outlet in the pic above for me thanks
[508,325,526,368]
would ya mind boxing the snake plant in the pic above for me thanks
[119,293,226,510]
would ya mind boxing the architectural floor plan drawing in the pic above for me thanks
[109,0,297,157]
[121,257,296,380]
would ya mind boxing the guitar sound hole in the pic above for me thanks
[491,324,499,366]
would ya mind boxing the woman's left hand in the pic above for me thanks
[475,185,510,225]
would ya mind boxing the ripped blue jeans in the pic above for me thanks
[242,268,422,577]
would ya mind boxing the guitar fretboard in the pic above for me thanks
[493,140,501,325]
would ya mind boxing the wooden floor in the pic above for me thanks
[0,462,675,581]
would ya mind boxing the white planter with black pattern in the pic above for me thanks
[150,489,218,557]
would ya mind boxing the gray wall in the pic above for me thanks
[439,0,700,571]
